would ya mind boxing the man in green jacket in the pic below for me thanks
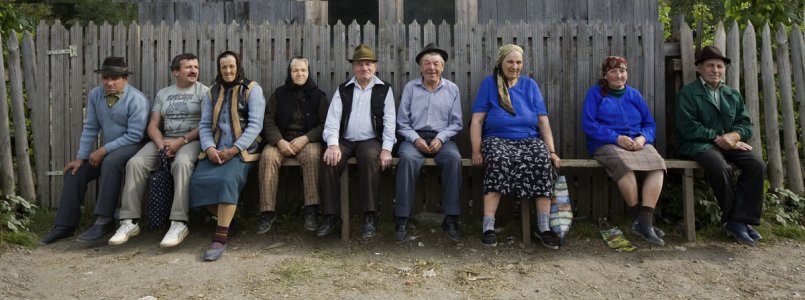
[675,46,766,246]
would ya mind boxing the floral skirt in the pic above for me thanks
[481,136,554,198]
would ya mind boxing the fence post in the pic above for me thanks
[742,22,763,155]
[0,32,17,195]
[7,31,36,201]
[760,23,784,189]
[775,24,805,194]
[22,31,46,204]
[794,25,805,178]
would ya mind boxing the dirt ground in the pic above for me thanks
[1,221,804,299]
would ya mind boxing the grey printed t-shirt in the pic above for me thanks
[152,81,209,137]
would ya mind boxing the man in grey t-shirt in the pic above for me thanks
[110,53,209,248]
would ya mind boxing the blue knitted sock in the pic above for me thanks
[482,216,495,232]
[538,212,550,233]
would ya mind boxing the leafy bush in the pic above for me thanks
[1,194,37,246]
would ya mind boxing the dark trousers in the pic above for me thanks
[319,139,381,215]
[395,140,462,218]
[692,147,766,225]
[54,143,144,228]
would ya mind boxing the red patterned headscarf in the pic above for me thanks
[599,56,628,96]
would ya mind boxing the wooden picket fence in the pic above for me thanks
[0,18,801,223]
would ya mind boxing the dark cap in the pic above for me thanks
[695,46,731,65]
[415,43,448,64]
[94,56,133,75]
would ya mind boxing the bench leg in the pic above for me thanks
[521,199,531,246]
[340,167,350,242]
[683,169,696,242]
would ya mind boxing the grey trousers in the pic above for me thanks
[119,141,200,222]
[394,140,462,218]
[53,143,144,228]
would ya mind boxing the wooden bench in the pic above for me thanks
[282,157,701,244]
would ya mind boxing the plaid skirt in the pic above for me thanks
[481,136,554,198]
[593,144,666,181]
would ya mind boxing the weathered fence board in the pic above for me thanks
[7,32,36,201]
[0,33,15,195]
[775,25,805,194]
[760,24,784,189]
[793,26,805,176]
[742,23,763,154]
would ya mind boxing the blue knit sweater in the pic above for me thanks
[76,84,149,159]
[581,84,656,155]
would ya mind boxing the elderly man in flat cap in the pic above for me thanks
[394,43,463,242]
[39,56,149,245]
[676,45,766,246]
[317,44,396,238]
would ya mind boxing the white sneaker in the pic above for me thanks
[108,219,140,246]
[160,221,188,248]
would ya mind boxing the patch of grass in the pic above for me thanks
[770,225,805,239]
[1,231,36,247]
[272,258,316,287]
[29,207,55,235]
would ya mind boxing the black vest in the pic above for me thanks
[338,80,390,142]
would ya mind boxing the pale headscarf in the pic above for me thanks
[494,44,524,116]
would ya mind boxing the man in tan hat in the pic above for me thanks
[394,43,463,242]
[676,45,766,246]
[40,56,150,245]
[317,44,396,238]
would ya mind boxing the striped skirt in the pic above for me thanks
[481,136,554,198]
[593,144,666,181]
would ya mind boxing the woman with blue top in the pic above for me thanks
[191,51,266,261]
[470,44,561,249]
[581,56,666,246]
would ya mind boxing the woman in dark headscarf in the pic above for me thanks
[581,56,667,246]
[256,56,328,234]
[190,50,266,261]
[469,44,561,249]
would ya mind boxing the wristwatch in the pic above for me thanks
[183,136,190,145]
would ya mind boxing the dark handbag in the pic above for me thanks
[146,148,174,230]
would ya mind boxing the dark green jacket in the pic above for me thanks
[675,78,753,158]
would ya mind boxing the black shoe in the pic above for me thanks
[746,225,763,241]
[441,220,461,242]
[303,211,318,232]
[255,213,276,234]
[393,224,408,242]
[361,213,376,238]
[39,226,75,245]
[725,221,756,246]
[534,230,560,250]
[481,230,497,247]
[316,215,341,237]
[77,222,116,242]
[631,220,666,246]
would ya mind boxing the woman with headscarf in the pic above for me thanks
[470,44,561,249]
[581,56,666,246]
[256,56,328,234]
[190,51,266,261]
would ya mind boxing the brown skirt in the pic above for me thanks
[593,144,666,181]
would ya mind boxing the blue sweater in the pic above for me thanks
[471,75,547,139]
[581,84,656,155]
[77,84,149,159]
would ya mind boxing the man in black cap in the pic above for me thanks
[317,44,396,238]
[39,56,149,245]
[675,45,766,246]
[394,43,463,242]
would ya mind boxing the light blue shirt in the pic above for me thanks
[397,77,463,143]
[323,75,397,151]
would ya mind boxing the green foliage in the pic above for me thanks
[763,187,805,226]
[0,3,36,37]
[1,194,36,233]
[725,0,805,29]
